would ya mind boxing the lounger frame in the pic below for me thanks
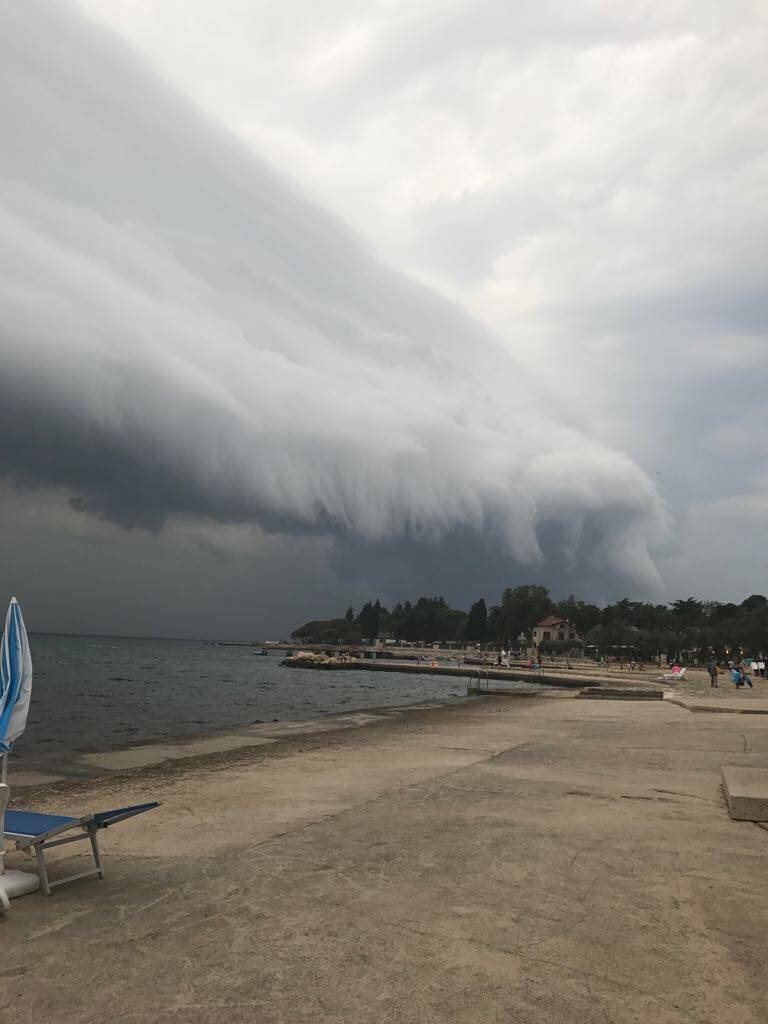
[4,802,159,896]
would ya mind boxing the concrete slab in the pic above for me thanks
[3,698,768,1023]
[577,687,664,700]
[81,731,278,771]
[11,702,482,788]
[667,694,768,714]
[721,765,768,820]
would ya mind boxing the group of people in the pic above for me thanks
[707,658,753,689]
[494,649,520,667]
[599,655,647,671]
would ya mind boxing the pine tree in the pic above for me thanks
[356,601,379,639]
[465,598,488,642]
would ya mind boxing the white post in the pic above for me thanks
[0,781,8,876]
[0,782,10,912]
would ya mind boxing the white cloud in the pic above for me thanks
[0,0,671,607]
[74,2,768,405]
[658,493,768,601]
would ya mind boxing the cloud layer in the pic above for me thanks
[0,1,670,619]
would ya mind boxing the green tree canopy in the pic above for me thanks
[465,598,488,642]
[488,585,554,643]
[291,586,768,658]
[393,596,467,642]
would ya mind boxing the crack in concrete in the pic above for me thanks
[235,746,522,857]
[621,794,678,803]
[651,789,719,804]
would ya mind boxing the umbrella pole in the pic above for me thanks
[1,752,6,785]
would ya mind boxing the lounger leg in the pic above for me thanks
[89,827,104,880]
[34,844,51,897]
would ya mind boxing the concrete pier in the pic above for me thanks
[3,696,768,1022]
[280,655,640,689]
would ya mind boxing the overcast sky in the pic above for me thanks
[0,1,766,638]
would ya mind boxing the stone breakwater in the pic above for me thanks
[281,651,356,669]
[279,653,614,689]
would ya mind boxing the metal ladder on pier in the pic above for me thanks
[467,667,490,693]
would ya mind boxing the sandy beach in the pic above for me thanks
[2,692,768,1023]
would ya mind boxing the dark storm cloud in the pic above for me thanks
[67,0,766,616]
[0,0,669,617]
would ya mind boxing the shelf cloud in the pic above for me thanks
[0,0,669,607]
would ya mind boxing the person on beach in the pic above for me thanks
[731,663,752,688]
[708,658,719,688]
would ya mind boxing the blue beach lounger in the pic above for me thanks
[3,801,160,896]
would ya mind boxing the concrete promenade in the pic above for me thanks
[2,696,768,1023]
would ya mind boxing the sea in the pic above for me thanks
[15,634,492,764]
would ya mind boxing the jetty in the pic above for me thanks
[279,651,666,692]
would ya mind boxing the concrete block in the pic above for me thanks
[721,766,768,821]
[577,688,664,700]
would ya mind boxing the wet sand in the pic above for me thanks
[2,694,768,1023]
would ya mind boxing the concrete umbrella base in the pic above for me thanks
[1,869,40,899]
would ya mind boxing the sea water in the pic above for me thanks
[17,634,494,763]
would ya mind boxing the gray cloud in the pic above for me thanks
[0,0,670,625]
[0,483,342,640]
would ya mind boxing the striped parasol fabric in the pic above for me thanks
[0,598,33,777]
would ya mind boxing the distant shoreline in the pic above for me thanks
[28,630,214,643]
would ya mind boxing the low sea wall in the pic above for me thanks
[281,657,593,689]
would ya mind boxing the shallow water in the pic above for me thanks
[15,634,526,762]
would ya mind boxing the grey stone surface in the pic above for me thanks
[722,765,768,820]
[2,698,768,1023]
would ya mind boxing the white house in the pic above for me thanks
[531,616,581,647]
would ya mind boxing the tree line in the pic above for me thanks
[291,586,768,658]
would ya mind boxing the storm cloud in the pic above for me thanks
[0,0,671,626]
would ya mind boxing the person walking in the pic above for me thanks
[731,661,752,688]
[707,657,719,688]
